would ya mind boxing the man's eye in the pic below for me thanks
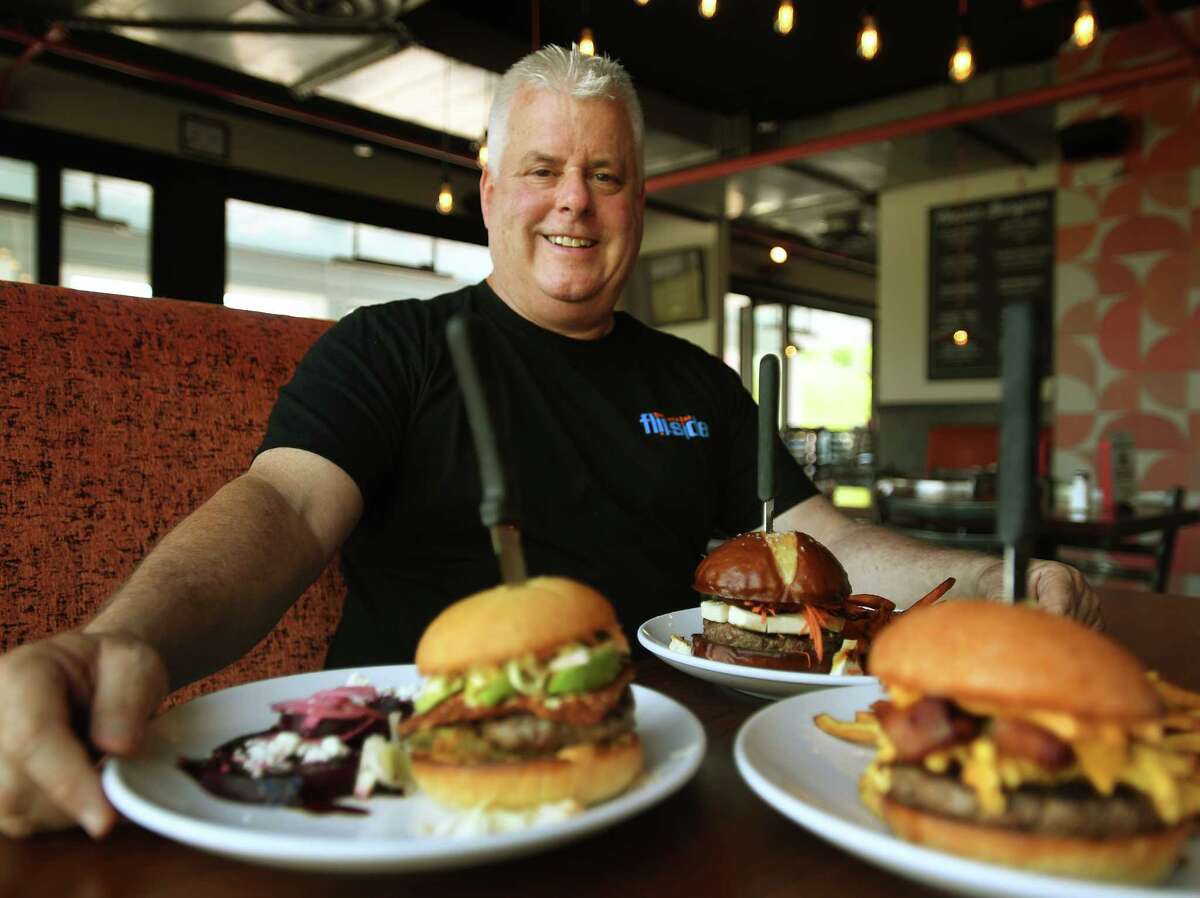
[595,172,617,183]
[531,168,554,177]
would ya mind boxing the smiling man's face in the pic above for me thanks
[481,86,644,339]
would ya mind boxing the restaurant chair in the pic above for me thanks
[1056,487,1185,593]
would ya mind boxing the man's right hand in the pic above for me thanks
[0,632,169,838]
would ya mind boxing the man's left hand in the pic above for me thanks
[978,558,1102,629]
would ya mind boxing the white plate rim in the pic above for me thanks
[103,665,706,871]
[637,606,879,686]
[733,683,1198,898]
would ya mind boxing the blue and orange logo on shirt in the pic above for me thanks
[639,411,710,439]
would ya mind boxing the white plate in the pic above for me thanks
[637,607,877,699]
[102,664,705,873]
[734,683,1200,898]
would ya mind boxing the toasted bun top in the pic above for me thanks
[692,531,850,608]
[415,576,625,675]
[868,600,1161,721]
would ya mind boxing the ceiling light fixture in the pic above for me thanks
[437,179,454,215]
[857,14,879,59]
[949,35,975,82]
[578,26,596,56]
[352,143,374,158]
[769,245,788,264]
[699,0,717,20]
[949,0,974,83]
[1072,0,1097,47]
[774,0,794,35]
[635,0,650,5]
[476,138,488,169]
[953,329,970,346]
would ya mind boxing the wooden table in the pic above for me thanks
[2,589,1196,898]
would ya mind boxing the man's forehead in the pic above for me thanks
[506,89,635,157]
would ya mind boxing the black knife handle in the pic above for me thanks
[758,353,780,504]
[446,314,511,528]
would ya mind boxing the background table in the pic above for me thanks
[1,588,1196,898]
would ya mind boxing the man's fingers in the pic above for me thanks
[0,704,114,838]
[89,639,169,755]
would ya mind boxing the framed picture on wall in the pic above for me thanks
[624,248,707,326]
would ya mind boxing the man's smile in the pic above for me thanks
[543,234,598,249]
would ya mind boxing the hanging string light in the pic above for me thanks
[774,0,794,35]
[699,0,717,19]
[949,35,975,82]
[437,60,454,214]
[857,14,879,60]
[578,26,596,55]
[949,0,974,83]
[1072,0,1097,47]
[769,245,788,264]
[634,0,649,5]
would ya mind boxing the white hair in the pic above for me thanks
[487,44,645,183]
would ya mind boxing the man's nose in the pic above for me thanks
[556,169,592,215]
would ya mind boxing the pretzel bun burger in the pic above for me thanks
[686,531,857,673]
[861,600,1198,884]
[399,576,642,809]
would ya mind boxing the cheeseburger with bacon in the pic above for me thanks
[684,530,857,673]
[399,576,642,809]
[859,600,1199,884]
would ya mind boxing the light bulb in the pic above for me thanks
[578,27,595,56]
[437,180,454,215]
[784,344,798,358]
[769,245,788,264]
[774,0,793,35]
[953,329,970,347]
[635,0,650,5]
[699,0,717,19]
[1073,0,1096,48]
[477,137,488,169]
[949,35,975,83]
[857,14,879,60]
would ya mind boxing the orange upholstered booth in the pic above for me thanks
[0,282,343,704]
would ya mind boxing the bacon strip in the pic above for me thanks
[873,698,979,762]
[399,666,634,736]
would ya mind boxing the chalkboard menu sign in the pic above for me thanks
[928,190,1054,380]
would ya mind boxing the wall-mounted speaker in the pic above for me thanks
[1057,116,1135,162]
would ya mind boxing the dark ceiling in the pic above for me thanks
[406,0,1200,123]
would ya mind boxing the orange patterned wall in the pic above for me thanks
[1053,11,1199,579]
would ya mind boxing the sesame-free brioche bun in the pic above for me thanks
[868,600,1161,722]
[878,795,1190,885]
[410,736,644,809]
[415,576,625,675]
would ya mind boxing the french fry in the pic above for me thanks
[1163,712,1200,733]
[814,712,880,746]
[1147,672,1200,710]
[1161,733,1200,753]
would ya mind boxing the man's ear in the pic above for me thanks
[479,167,494,231]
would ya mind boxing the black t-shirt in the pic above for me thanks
[258,281,817,666]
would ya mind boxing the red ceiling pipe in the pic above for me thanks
[646,54,1194,194]
[0,25,478,169]
[0,24,64,109]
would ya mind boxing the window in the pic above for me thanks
[785,306,872,430]
[61,169,153,297]
[0,156,36,284]
[225,200,491,319]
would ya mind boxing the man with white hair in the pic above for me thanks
[0,45,1097,839]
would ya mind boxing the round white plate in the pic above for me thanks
[103,664,705,873]
[734,683,1200,898]
[637,607,877,699]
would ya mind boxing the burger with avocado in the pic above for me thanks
[684,530,858,673]
[398,576,642,809]
[859,600,1199,884]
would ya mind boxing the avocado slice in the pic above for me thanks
[464,668,517,707]
[546,647,622,696]
[413,675,463,715]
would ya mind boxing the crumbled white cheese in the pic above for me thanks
[232,730,348,778]
[344,671,372,687]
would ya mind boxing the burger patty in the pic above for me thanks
[477,694,635,754]
[702,618,844,655]
[887,764,1164,838]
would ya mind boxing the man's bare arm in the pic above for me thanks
[84,447,363,689]
[774,493,1100,627]
[0,448,362,839]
